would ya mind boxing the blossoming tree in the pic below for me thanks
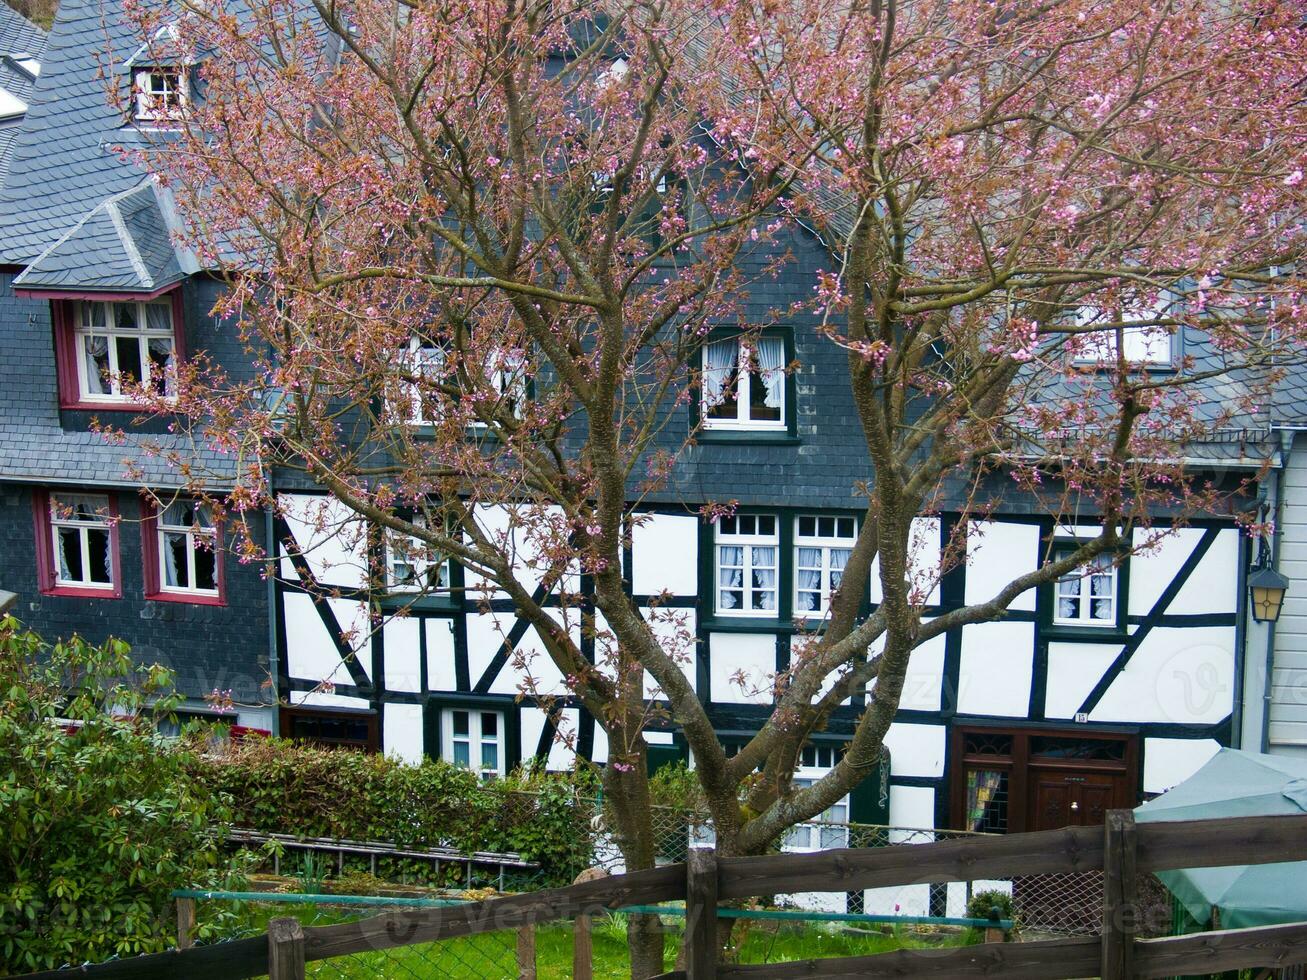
[125,0,1306,972]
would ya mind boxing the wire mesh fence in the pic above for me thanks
[180,890,1007,979]
[228,793,1160,943]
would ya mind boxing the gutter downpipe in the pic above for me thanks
[1260,428,1293,754]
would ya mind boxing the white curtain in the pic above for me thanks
[56,528,75,580]
[751,545,776,609]
[828,547,850,592]
[718,545,743,608]
[145,302,172,332]
[83,335,109,394]
[797,547,823,611]
[756,336,785,408]
[163,532,182,587]
[703,339,737,408]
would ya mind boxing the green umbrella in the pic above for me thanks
[1134,747,1307,928]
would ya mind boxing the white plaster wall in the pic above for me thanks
[463,504,579,599]
[900,632,946,711]
[707,632,775,704]
[957,621,1035,717]
[1044,642,1122,719]
[1089,626,1234,725]
[870,518,941,606]
[546,707,581,770]
[1142,737,1220,795]
[1128,527,1206,613]
[277,493,370,589]
[888,784,936,830]
[631,513,699,595]
[383,703,425,763]
[883,723,946,778]
[465,610,578,697]
[383,617,422,693]
[289,690,370,710]
[965,521,1040,611]
[1166,529,1238,615]
[282,592,371,686]
[425,618,457,692]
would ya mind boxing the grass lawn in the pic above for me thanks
[233,904,968,978]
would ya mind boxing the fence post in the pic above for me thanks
[176,897,195,950]
[268,916,306,980]
[686,846,718,979]
[573,912,593,980]
[1101,809,1138,980]
[516,924,537,980]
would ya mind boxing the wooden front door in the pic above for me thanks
[952,726,1138,834]
[1028,766,1128,831]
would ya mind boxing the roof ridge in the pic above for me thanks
[106,190,154,288]
[13,178,154,286]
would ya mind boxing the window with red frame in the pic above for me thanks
[33,491,121,597]
[53,294,183,409]
[143,499,224,604]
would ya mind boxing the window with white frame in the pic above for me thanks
[1071,299,1174,367]
[715,513,778,615]
[386,516,452,594]
[156,500,219,596]
[702,335,786,429]
[133,67,187,121]
[1053,550,1117,626]
[783,745,850,850]
[396,337,446,424]
[795,514,857,616]
[441,708,505,778]
[74,299,176,401]
[482,347,527,420]
[48,493,115,590]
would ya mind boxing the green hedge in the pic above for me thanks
[189,738,602,888]
[0,621,248,975]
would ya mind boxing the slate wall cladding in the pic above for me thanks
[0,483,270,703]
[0,269,269,704]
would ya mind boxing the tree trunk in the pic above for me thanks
[602,746,666,979]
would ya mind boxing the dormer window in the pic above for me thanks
[134,68,187,121]
[71,299,177,403]
[1070,295,1177,368]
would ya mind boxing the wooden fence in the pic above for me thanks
[18,810,1307,979]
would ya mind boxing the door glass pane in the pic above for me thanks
[965,768,1009,833]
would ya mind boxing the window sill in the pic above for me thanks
[42,584,120,599]
[377,593,460,613]
[695,430,800,446]
[701,615,793,633]
[60,398,159,412]
[147,590,226,607]
[1043,622,1126,641]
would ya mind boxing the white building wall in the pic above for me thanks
[1270,431,1307,754]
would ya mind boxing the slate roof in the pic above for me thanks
[0,0,162,265]
[13,180,190,292]
[0,4,46,61]
[0,4,44,188]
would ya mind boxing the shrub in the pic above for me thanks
[0,618,244,974]
[191,740,602,887]
[965,889,1018,942]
